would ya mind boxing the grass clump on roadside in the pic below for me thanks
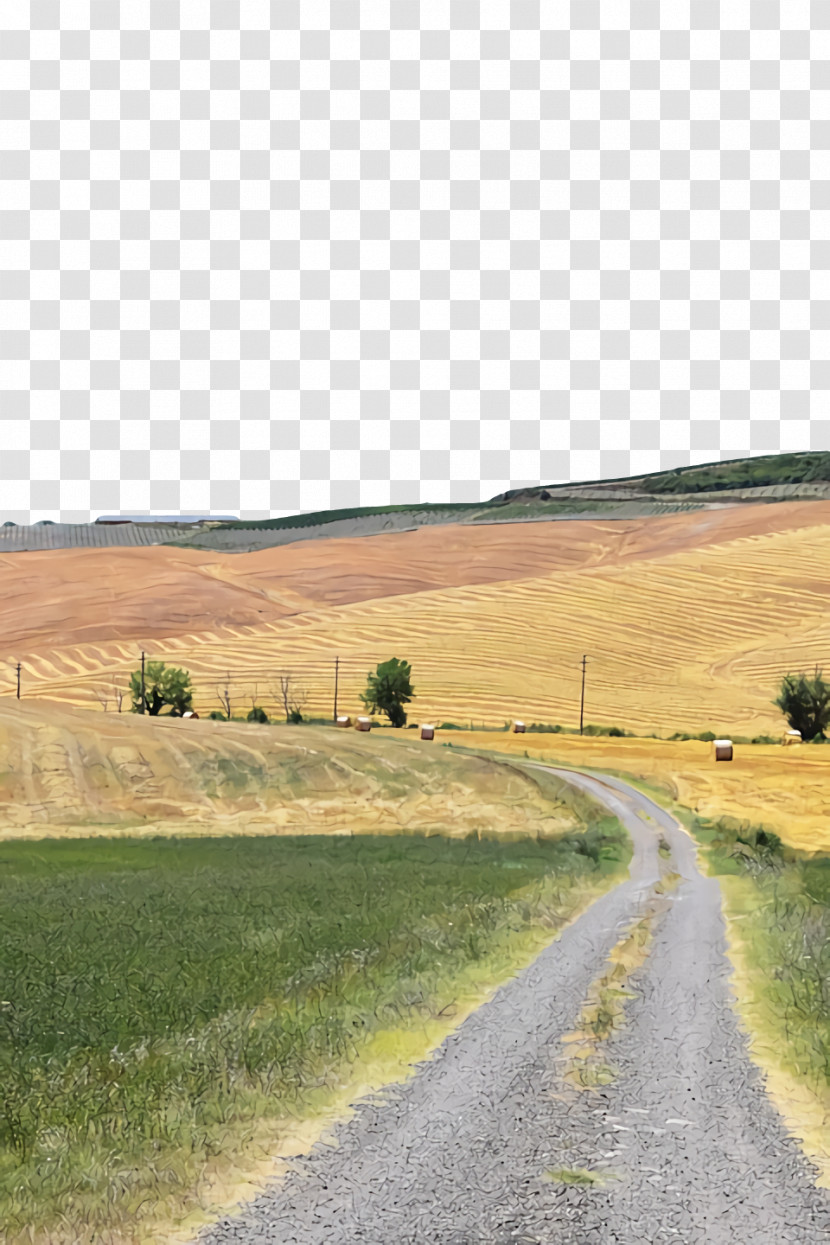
[695,816,830,1101]
[0,825,628,1242]
[544,1165,611,1186]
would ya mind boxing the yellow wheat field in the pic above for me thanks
[457,732,830,854]
[5,513,830,740]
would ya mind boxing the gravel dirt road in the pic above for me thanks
[199,768,830,1244]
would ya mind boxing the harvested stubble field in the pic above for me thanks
[0,814,627,1242]
[2,501,830,739]
[460,732,830,854]
[0,700,589,842]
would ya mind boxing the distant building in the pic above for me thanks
[95,515,238,525]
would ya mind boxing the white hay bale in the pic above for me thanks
[420,724,435,740]
[513,721,526,734]
[354,716,372,732]
[782,729,801,746]
[712,738,733,762]
[336,715,352,728]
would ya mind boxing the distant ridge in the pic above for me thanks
[1,453,829,554]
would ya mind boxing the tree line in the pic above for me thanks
[119,657,830,740]
[126,657,415,727]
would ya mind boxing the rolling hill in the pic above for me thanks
[0,498,829,738]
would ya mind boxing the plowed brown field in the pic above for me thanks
[1,501,830,739]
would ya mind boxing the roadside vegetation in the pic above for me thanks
[0,824,629,1242]
[694,816,830,1105]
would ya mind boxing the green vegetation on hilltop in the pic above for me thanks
[0,825,628,1241]
[646,451,830,495]
[494,451,830,503]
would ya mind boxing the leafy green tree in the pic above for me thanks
[129,662,193,716]
[362,658,414,728]
[247,706,269,724]
[774,669,830,741]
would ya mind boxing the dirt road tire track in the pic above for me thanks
[198,768,830,1244]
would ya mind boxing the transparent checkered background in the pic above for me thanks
[1,1,829,521]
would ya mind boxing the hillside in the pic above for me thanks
[1,500,830,738]
[1,499,829,656]
[0,699,591,841]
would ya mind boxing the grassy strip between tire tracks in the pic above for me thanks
[0,824,628,1243]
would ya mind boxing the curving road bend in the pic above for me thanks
[199,767,830,1245]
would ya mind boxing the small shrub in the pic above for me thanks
[247,707,269,724]
[607,726,625,737]
[697,731,717,742]
[208,711,226,721]
[288,708,304,724]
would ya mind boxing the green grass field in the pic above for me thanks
[0,825,627,1241]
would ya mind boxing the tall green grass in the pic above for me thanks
[0,827,627,1239]
[695,816,830,1091]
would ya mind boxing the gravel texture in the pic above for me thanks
[198,768,830,1244]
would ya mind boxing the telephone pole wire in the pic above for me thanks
[579,654,589,736]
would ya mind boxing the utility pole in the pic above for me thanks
[579,654,588,736]
[15,662,20,700]
[140,650,146,714]
[333,656,339,721]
